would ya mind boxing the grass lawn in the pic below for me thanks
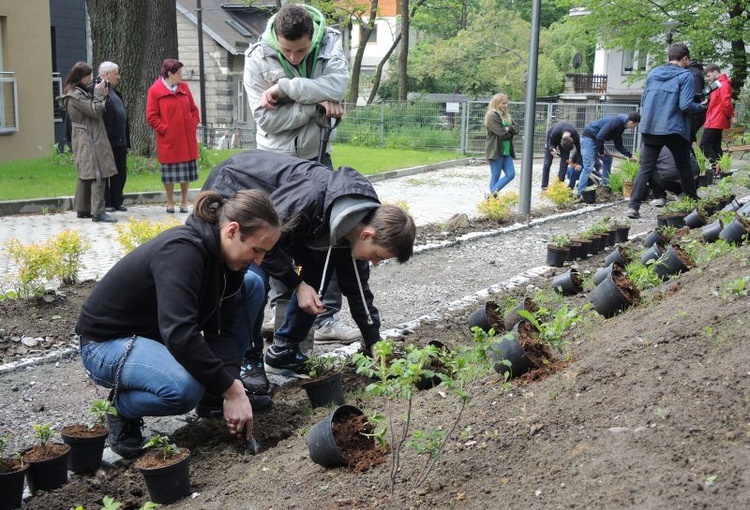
[0,146,463,201]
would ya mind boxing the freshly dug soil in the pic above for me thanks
[1,195,749,509]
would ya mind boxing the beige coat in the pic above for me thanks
[58,86,117,181]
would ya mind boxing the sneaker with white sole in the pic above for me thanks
[264,345,310,378]
[313,320,362,344]
[651,198,667,207]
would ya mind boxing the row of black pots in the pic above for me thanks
[547,227,629,268]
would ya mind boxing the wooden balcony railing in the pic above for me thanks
[565,73,608,94]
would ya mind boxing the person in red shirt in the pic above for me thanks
[146,59,200,214]
[699,64,735,174]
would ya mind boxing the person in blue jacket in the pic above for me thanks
[578,112,640,197]
[627,43,707,218]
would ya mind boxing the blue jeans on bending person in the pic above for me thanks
[80,337,204,420]
[235,264,269,361]
[489,155,515,193]
[578,137,612,195]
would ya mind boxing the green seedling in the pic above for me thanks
[31,423,54,450]
[89,399,117,429]
[142,434,179,461]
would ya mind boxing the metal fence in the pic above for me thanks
[196,100,641,157]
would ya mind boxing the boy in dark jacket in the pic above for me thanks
[541,121,582,190]
[202,150,416,383]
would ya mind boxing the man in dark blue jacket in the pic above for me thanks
[540,122,582,190]
[628,43,707,219]
[203,151,416,384]
[578,112,640,197]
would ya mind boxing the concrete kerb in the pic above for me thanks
[0,158,474,218]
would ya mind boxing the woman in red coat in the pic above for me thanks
[146,59,200,213]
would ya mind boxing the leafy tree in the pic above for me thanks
[541,17,597,74]
[87,0,178,156]
[577,0,749,95]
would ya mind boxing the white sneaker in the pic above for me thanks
[651,198,667,207]
[313,320,362,344]
[261,306,275,340]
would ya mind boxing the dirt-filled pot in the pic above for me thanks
[551,268,583,296]
[664,213,686,228]
[587,265,640,318]
[614,226,630,243]
[640,242,665,265]
[61,424,108,474]
[307,404,368,468]
[22,443,70,495]
[468,301,502,333]
[0,459,28,510]
[683,208,707,229]
[654,243,696,280]
[593,262,624,287]
[487,329,534,379]
[135,448,191,505]
[582,188,596,204]
[643,229,666,248]
[702,220,724,243]
[301,372,346,409]
[604,245,631,267]
[503,297,537,332]
[719,214,750,245]
[546,244,569,268]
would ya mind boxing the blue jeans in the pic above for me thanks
[489,156,515,193]
[578,137,613,194]
[80,337,204,420]
[236,264,269,360]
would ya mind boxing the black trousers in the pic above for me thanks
[629,134,698,209]
[105,146,128,208]
[698,128,723,164]
[540,147,570,189]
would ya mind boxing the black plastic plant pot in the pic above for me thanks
[582,188,596,204]
[546,244,569,267]
[737,201,750,215]
[643,228,667,248]
[551,268,583,296]
[604,245,631,267]
[587,267,639,318]
[468,301,502,333]
[654,243,695,281]
[22,444,70,495]
[0,460,28,510]
[614,226,630,243]
[719,214,750,245]
[573,238,591,259]
[307,404,363,468]
[587,235,602,255]
[137,450,191,505]
[664,213,686,228]
[487,330,534,379]
[301,372,346,409]
[565,242,581,262]
[656,215,668,228]
[593,262,624,287]
[702,220,724,243]
[61,426,108,474]
[683,208,707,229]
[503,297,537,332]
[605,229,618,247]
[414,341,449,391]
[640,242,665,265]
[720,198,742,213]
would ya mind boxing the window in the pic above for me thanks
[366,23,377,44]
[622,50,647,73]
[0,17,19,134]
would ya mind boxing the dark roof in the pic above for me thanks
[176,0,275,55]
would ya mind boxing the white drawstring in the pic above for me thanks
[318,246,333,300]
[352,258,373,325]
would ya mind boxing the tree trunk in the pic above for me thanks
[367,33,401,105]
[347,0,379,107]
[86,0,178,156]
[728,6,747,99]
[398,0,409,101]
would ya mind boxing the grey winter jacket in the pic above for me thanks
[243,27,348,159]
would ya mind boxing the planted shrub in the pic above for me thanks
[477,190,518,221]
[543,180,577,208]
[115,217,181,253]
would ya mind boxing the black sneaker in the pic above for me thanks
[106,413,145,459]
[195,392,273,418]
[240,357,271,395]
[264,345,309,378]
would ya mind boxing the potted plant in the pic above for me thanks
[581,183,597,204]
[695,148,712,186]
[0,433,28,510]
[616,157,640,197]
[716,153,733,177]
[542,180,578,208]
[661,196,696,227]
[134,434,191,505]
[21,423,70,495]
[61,398,115,474]
[301,354,346,408]
[546,234,570,268]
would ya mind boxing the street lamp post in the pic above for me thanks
[197,0,208,146]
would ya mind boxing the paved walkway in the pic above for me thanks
[0,162,549,282]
